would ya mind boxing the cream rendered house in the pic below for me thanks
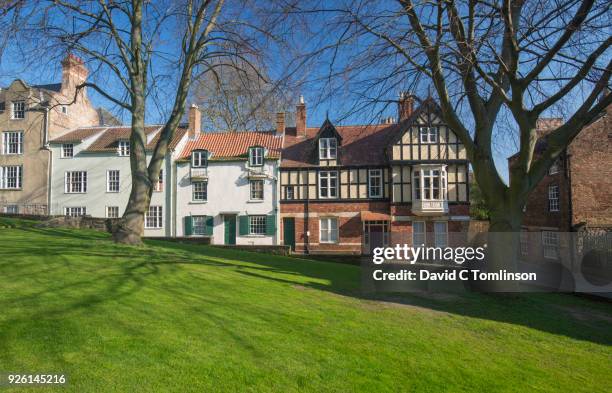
[174,106,283,244]
[49,124,189,237]
[0,54,100,214]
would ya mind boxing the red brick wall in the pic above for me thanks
[281,201,471,254]
[568,108,612,228]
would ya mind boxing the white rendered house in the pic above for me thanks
[175,128,283,245]
[49,124,189,237]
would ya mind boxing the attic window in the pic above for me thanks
[117,140,130,156]
[249,147,264,167]
[61,105,68,115]
[319,138,337,159]
[192,150,207,167]
[419,127,438,143]
[11,101,25,119]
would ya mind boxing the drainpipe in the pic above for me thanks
[40,102,52,215]
[566,152,575,270]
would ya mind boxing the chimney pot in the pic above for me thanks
[188,104,201,139]
[276,112,285,134]
[398,92,415,121]
[296,97,306,137]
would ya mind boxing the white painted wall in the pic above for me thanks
[175,159,279,245]
[50,131,188,237]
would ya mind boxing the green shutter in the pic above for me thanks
[266,214,276,236]
[184,216,193,236]
[239,215,249,236]
[205,216,214,236]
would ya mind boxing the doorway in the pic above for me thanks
[224,215,236,245]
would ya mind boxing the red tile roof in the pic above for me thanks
[84,126,161,152]
[146,126,188,150]
[51,127,107,143]
[179,131,283,160]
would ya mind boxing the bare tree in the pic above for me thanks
[191,62,293,132]
[301,0,610,279]
[3,0,289,244]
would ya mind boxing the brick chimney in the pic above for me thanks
[61,54,89,96]
[398,91,415,121]
[276,112,285,134]
[296,96,306,137]
[188,104,201,139]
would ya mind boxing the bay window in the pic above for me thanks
[413,166,447,201]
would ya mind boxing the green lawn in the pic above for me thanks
[0,218,611,392]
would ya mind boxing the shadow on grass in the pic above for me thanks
[1,225,611,350]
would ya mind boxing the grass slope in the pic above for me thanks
[0,218,611,392]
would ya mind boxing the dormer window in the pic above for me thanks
[249,147,264,167]
[319,138,337,159]
[192,150,207,167]
[419,127,438,143]
[117,140,130,156]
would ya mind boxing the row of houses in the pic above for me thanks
[1,55,610,257]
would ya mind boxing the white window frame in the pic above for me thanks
[434,221,448,247]
[250,179,264,200]
[192,216,207,235]
[249,147,264,166]
[145,206,163,229]
[64,207,86,217]
[192,181,208,201]
[285,185,295,200]
[106,170,120,193]
[542,231,559,260]
[2,131,23,155]
[548,185,559,212]
[319,217,339,244]
[192,150,207,167]
[249,215,267,235]
[413,221,426,246]
[117,140,130,156]
[368,169,383,198]
[153,170,163,192]
[64,171,87,193]
[413,167,447,201]
[4,205,19,214]
[318,170,338,198]
[61,143,74,158]
[11,101,25,120]
[0,166,22,189]
[61,105,69,115]
[106,206,120,218]
[419,126,438,143]
[319,138,337,159]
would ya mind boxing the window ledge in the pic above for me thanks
[247,200,264,203]
[189,201,208,204]
[244,234,267,238]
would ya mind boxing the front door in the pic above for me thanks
[224,215,236,245]
[369,225,385,254]
[283,217,295,251]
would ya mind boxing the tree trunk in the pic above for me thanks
[113,89,150,245]
[480,206,524,292]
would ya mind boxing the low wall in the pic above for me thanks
[212,244,291,256]
[0,213,115,232]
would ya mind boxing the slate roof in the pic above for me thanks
[281,97,445,168]
[32,83,62,93]
[179,131,283,160]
